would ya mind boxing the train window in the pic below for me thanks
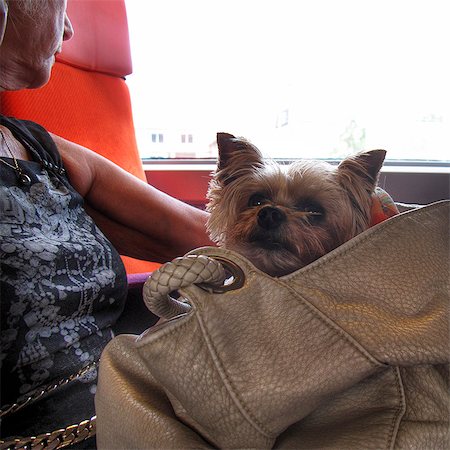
[125,0,449,163]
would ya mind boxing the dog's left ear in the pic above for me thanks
[215,132,264,184]
[337,149,386,192]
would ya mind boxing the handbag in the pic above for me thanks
[95,200,449,449]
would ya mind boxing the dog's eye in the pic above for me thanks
[296,201,325,223]
[248,193,268,207]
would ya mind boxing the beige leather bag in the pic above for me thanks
[96,201,449,449]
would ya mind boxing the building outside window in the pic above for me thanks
[126,0,449,163]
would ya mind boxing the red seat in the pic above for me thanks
[0,0,160,274]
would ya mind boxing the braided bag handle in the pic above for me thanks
[143,254,227,319]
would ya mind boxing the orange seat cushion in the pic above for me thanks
[1,62,145,179]
[0,62,161,274]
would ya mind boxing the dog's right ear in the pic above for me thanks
[216,133,264,183]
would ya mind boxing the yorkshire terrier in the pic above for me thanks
[206,132,387,277]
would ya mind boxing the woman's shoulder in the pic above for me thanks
[0,115,62,165]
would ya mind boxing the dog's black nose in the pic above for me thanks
[257,206,286,230]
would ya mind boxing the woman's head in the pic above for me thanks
[0,0,73,91]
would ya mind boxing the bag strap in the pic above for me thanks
[0,361,98,449]
[0,416,96,450]
[0,361,98,418]
[143,254,226,319]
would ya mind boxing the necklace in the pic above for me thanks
[0,128,32,185]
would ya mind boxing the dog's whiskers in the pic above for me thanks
[207,132,386,276]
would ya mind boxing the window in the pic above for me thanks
[276,109,289,128]
[125,0,449,162]
[181,134,193,144]
[151,133,164,144]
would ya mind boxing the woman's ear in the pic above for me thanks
[0,0,8,46]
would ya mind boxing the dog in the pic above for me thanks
[206,132,386,277]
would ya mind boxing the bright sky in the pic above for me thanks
[125,0,449,160]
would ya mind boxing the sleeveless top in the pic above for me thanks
[0,115,128,438]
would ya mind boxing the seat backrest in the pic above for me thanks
[0,0,159,274]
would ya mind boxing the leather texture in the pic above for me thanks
[96,201,449,449]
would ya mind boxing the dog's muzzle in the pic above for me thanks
[257,206,286,230]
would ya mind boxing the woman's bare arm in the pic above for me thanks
[52,133,213,262]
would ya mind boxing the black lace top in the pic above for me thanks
[0,115,128,439]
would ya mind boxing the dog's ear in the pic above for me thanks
[337,149,386,193]
[216,132,264,184]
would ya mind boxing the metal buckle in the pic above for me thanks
[198,256,245,293]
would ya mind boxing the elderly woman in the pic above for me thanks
[0,0,211,447]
